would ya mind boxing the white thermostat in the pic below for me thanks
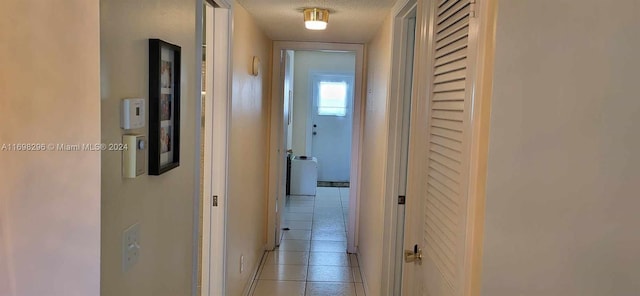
[123,135,146,178]
[121,98,145,129]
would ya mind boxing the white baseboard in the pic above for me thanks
[242,251,268,296]
[357,251,371,296]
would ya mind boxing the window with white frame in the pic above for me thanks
[317,81,348,116]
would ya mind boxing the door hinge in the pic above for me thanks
[398,195,406,205]
[212,195,218,207]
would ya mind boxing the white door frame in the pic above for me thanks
[267,42,365,253]
[197,0,232,295]
[400,1,437,294]
[380,0,418,294]
[400,0,497,295]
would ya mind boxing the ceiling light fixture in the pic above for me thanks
[303,8,329,30]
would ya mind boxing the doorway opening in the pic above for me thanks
[273,49,357,248]
[266,42,365,256]
[290,51,356,187]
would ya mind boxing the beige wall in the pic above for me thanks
[359,15,392,296]
[226,4,272,295]
[482,1,640,295]
[100,0,198,295]
[0,1,101,296]
[292,51,356,156]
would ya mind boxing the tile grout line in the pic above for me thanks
[303,192,316,295]
[301,192,314,294]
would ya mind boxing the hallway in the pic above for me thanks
[250,187,366,296]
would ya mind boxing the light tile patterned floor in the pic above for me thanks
[250,187,366,296]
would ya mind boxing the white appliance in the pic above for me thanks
[290,156,318,196]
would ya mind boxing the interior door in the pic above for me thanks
[403,0,481,295]
[310,74,354,182]
[201,2,230,295]
[275,50,294,246]
[395,13,417,295]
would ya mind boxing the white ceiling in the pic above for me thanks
[236,0,398,43]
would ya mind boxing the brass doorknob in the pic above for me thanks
[404,244,422,264]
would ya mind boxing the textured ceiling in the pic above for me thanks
[236,0,398,43]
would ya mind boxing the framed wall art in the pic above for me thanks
[149,39,181,175]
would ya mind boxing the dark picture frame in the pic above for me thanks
[149,39,181,175]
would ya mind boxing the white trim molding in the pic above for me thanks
[381,1,419,295]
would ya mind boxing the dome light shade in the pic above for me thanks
[304,8,329,30]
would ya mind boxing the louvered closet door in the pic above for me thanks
[421,0,474,295]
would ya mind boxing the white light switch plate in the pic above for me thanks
[122,223,140,272]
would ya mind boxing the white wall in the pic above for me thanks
[359,15,392,296]
[0,1,101,295]
[292,51,356,156]
[482,1,640,295]
[100,0,198,295]
[226,4,272,295]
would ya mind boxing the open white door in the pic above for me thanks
[275,50,294,246]
[200,1,231,295]
[402,0,494,295]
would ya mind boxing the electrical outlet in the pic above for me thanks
[240,254,245,273]
[122,223,141,272]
